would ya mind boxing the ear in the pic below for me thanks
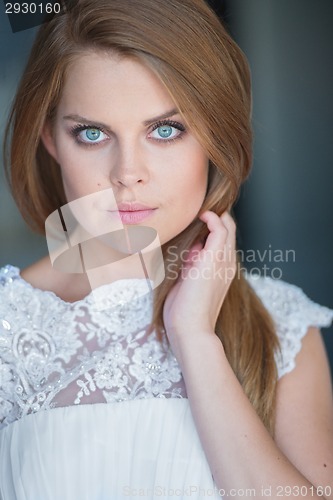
[40,120,58,162]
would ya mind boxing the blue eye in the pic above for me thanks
[157,125,173,138]
[70,125,108,145]
[149,120,186,142]
[85,128,101,141]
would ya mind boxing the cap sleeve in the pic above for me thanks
[246,275,333,379]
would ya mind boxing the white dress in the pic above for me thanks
[0,265,332,500]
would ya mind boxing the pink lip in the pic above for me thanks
[116,202,154,211]
[108,202,157,224]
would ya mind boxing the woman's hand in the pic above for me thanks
[163,210,237,358]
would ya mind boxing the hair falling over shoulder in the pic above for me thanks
[4,0,280,434]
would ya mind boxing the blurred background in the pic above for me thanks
[0,0,332,371]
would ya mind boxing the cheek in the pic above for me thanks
[174,152,209,202]
[58,163,82,200]
[160,153,208,227]
[57,150,98,200]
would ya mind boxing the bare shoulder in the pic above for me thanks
[21,256,90,302]
[275,327,333,489]
[21,256,57,290]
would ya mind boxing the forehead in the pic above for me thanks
[58,51,177,120]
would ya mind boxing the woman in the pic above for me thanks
[1,0,332,498]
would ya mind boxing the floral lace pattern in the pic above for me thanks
[248,275,333,377]
[0,266,184,429]
[0,265,332,430]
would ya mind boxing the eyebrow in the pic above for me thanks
[63,108,180,129]
[143,108,179,126]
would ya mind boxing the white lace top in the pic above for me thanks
[0,265,332,500]
[0,265,332,430]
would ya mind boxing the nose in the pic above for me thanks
[109,140,149,188]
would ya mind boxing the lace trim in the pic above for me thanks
[0,266,332,430]
[0,265,185,429]
[247,275,333,378]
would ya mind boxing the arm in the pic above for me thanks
[178,326,333,499]
[274,327,333,494]
[163,210,333,499]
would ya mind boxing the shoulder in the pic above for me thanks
[0,264,22,299]
[0,262,56,310]
[0,259,54,301]
[0,258,91,303]
[245,274,333,379]
[246,274,333,329]
[20,256,63,292]
[246,276,333,483]
[0,258,55,287]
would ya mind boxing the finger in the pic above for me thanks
[220,212,237,281]
[220,212,237,253]
[199,211,237,279]
[179,241,204,280]
[182,241,204,266]
[220,211,236,231]
[199,210,229,252]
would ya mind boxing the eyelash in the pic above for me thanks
[69,124,108,148]
[68,119,186,147]
[150,120,186,143]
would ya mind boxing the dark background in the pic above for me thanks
[0,0,332,372]
[212,0,333,373]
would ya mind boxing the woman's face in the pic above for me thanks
[42,51,209,246]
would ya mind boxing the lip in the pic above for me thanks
[116,202,155,211]
[108,202,157,225]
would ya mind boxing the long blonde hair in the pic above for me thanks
[4,0,279,433]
